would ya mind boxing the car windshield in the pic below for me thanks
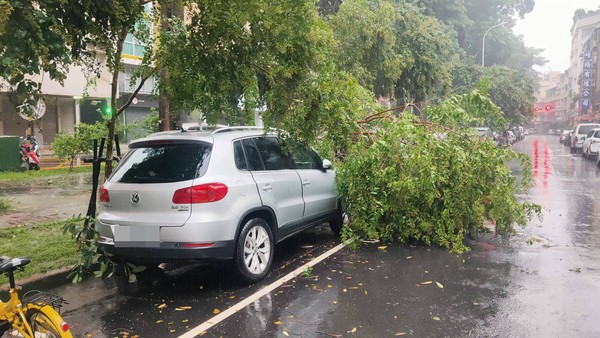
[110,142,212,183]
[578,126,600,135]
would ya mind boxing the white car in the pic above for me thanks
[96,126,342,284]
[571,123,600,153]
[582,128,600,159]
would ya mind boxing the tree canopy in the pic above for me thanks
[330,0,456,104]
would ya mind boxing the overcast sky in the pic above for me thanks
[513,0,600,72]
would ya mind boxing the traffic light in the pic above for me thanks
[544,104,554,111]
[101,98,112,117]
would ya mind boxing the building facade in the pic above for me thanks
[568,10,600,124]
[0,55,113,146]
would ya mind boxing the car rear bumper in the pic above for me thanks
[98,238,236,264]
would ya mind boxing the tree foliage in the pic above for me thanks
[330,0,456,103]
[484,66,536,127]
[0,0,78,114]
[338,91,540,252]
[52,122,138,170]
[411,0,544,70]
[158,0,329,127]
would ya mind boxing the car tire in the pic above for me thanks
[234,218,274,284]
[329,202,345,235]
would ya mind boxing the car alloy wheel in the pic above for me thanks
[235,218,274,283]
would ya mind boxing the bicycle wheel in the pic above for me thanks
[26,307,71,338]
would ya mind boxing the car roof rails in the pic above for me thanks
[211,126,280,134]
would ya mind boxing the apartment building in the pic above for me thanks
[534,71,569,131]
[568,10,600,124]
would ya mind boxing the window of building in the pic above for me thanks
[122,34,146,58]
[122,66,156,94]
[122,3,152,58]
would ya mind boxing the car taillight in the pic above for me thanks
[99,186,110,202]
[172,183,228,204]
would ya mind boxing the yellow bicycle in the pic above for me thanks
[0,256,73,338]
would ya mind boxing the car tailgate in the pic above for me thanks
[98,181,192,227]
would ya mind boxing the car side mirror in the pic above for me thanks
[322,159,332,171]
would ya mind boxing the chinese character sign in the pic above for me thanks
[581,50,593,114]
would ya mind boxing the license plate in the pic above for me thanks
[114,226,160,248]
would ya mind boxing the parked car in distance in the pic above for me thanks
[507,130,516,144]
[474,127,494,139]
[571,123,600,153]
[581,128,600,159]
[96,126,343,285]
[514,126,525,140]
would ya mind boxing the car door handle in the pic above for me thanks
[302,180,310,186]
[262,184,272,192]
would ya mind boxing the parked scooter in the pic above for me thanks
[28,135,41,158]
[19,138,40,171]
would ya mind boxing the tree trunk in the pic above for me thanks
[104,27,129,179]
[158,2,174,131]
[159,67,171,131]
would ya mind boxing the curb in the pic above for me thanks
[0,267,73,292]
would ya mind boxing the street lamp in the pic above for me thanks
[482,21,507,67]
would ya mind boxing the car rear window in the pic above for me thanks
[110,142,212,183]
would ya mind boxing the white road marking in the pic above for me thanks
[178,241,347,338]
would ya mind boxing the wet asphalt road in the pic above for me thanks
[21,134,600,337]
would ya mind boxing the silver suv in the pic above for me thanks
[96,127,342,283]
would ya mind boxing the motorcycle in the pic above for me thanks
[19,139,40,171]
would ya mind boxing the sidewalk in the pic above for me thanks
[37,142,130,170]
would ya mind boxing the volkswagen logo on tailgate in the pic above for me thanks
[131,192,140,205]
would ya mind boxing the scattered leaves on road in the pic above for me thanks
[283,331,290,336]
[436,282,444,289]
[213,308,221,315]
[432,316,441,321]
[421,281,433,285]
[347,327,357,333]
[274,320,282,325]
[377,246,387,251]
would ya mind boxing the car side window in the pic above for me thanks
[595,130,600,138]
[233,141,247,170]
[289,142,323,170]
[241,138,265,171]
[252,137,292,170]
[588,130,595,138]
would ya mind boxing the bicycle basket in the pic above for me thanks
[22,290,68,313]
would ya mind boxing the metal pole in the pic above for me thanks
[482,21,507,67]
